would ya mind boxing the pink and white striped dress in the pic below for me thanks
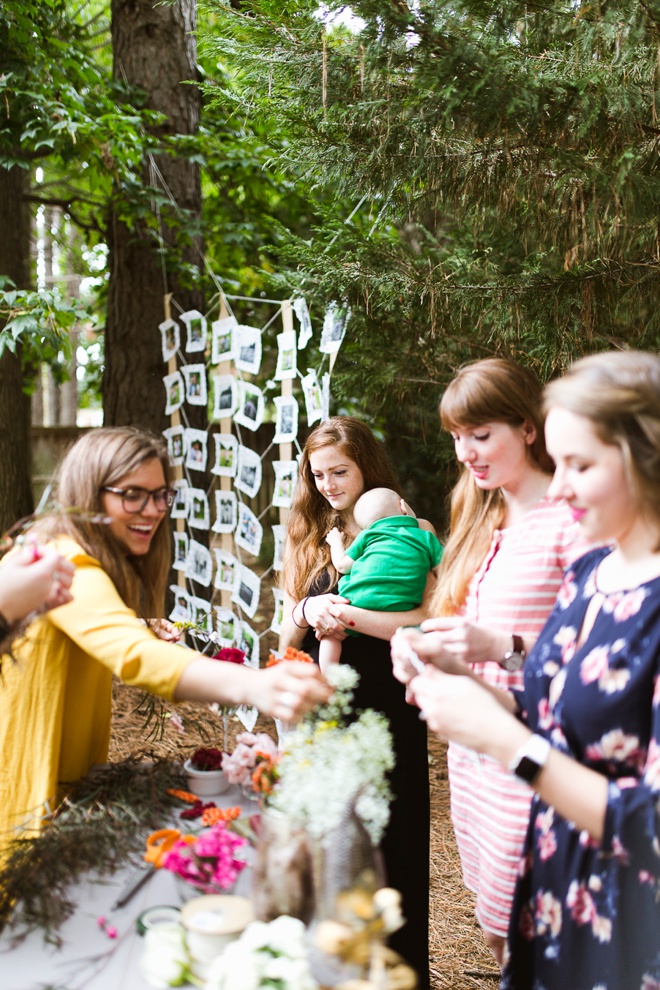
[447,497,587,937]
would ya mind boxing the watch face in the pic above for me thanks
[502,651,524,672]
[514,754,541,784]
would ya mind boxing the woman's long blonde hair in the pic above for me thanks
[37,427,172,618]
[282,417,401,600]
[544,350,660,531]
[431,358,554,616]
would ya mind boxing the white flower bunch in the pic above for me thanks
[268,707,394,846]
[139,924,191,989]
[308,663,357,724]
[204,915,317,990]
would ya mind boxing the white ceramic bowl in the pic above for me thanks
[183,759,231,797]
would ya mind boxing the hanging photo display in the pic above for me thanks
[301,369,324,426]
[211,432,238,477]
[160,318,181,363]
[163,425,185,467]
[173,531,189,571]
[235,445,262,499]
[273,394,299,443]
[163,370,184,415]
[232,563,261,620]
[321,371,331,423]
[211,315,238,365]
[320,301,350,354]
[235,502,263,557]
[182,363,208,406]
[293,297,312,350]
[215,606,238,646]
[235,704,259,732]
[272,459,298,508]
[185,539,214,588]
[271,524,286,572]
[190,595,212,633]
[270,589,284,635]
[184,428,208,472]
[214,549,239,592]
[274,330,297,381]
[171,480,190,519]
[234,381,265,432]
[181,309,207,354]
[212,374,238,420]
[188,488,210,531]
[236,620,260,668]
[234,324,262,375]
[212,490,238,533]
[169,585,192,623]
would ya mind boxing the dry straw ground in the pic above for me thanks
[110,681,498,990]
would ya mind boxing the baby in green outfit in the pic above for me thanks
[321,487,442,673]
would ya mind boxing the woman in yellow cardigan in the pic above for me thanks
[0,427,328,845]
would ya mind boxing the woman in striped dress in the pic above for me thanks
[394,358,587,966]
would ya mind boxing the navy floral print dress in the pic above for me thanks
[502,547,660,990]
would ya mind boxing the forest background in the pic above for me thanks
[3,0,660,536]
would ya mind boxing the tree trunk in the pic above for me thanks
[0,165,34,534]
[104,0,205,437]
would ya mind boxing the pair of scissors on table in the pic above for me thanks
[111,828,194,909]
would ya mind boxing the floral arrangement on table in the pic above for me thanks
[204,914,317,990]
[265,664,394,847]
[221,731,279,794]
[161,821,249,894]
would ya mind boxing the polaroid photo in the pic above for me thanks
[234,381,265,432]
[190,595,212,633]
[188,488,210,531]
[160,318,181,363]
[172,531,189,572]
[235,502,263,557]
[213,374,238,420]
[320,301,350,354]
[270,589,284,636]
[273,394,299,443]
[321,371,331,423]
[236,620,260,669]
[184,539,213,589]
[293,297,312,350]
[169,586,192,624]
[214,607,238,646]
[181,309,207,354]
[184,427,208,473]
[163,370,185,415]
[211,315,238,365]
[272,459,298,508]
[274,330,297,381]
[163,425,185,467]
[212,489,238,534]
[232,563,261,620]
[171,480,190,519]
[214,549,239,592]
[235,445,262,500]
[211,432,238,477]
[301,369,324,426]
[182,363,207,406]
[234,324,262,376]
[271,523,286,572]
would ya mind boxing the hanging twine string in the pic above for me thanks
[322,29,327,114]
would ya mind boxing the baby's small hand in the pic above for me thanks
[325,527,343,548]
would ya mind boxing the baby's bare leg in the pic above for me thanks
[318,635,343,675]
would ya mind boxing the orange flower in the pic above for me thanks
[201,805,241,827]
[267,646,314,666]
[166,788,200,804]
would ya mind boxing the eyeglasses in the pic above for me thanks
[101,487,176,514]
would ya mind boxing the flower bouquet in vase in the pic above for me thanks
[161,821,249,899]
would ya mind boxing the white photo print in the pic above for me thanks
[184,428,208,473]
[271,524,286,572]
[163,425,185,467]
[272,459,298,508]
[182,363,207,406]
[214,549,239,592]
[188,488,210,531]
[301,369,324,426]
[235,502,263,557]
[235,445,262,500]
[234,381,264,432]
[212,490,238,534]
[273,394,299,443]
[211,315,238,365]
[232,563,261,620]
[274,329,297,381]
[181,309,207,354]
[234,324,262,375]
[172,531,189,571]
[163,370,184,415]
[270,589,284,635]
[171,480,190,519]
[213,374,238,420]
[214,607,238,646]
[160,318,180,363]
[184,539,213,588]
[211,432,238,477]
[169,585,192,623]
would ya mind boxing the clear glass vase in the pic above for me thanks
[251,808,314,924]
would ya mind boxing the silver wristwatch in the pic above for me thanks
[501,633,526,672]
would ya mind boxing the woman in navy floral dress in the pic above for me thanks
[392,350,660,990]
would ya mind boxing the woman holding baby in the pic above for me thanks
[280,417,438,989]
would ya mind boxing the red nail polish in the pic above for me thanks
[349,621,355,627]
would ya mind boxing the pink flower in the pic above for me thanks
[162,822,248,893]
[566,881,596,925]
[212,647,246,665]
[537,698,553,730]
[580,646,609,685]
[612,588,646,622]
[538,829,557,862]
[557,574,577,609]
[106,926,118,940]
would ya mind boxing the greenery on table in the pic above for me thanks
[0,756,188,946]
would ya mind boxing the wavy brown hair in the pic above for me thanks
[432,358,554,616]
[37,427,172,618]
[282,417,401,600]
